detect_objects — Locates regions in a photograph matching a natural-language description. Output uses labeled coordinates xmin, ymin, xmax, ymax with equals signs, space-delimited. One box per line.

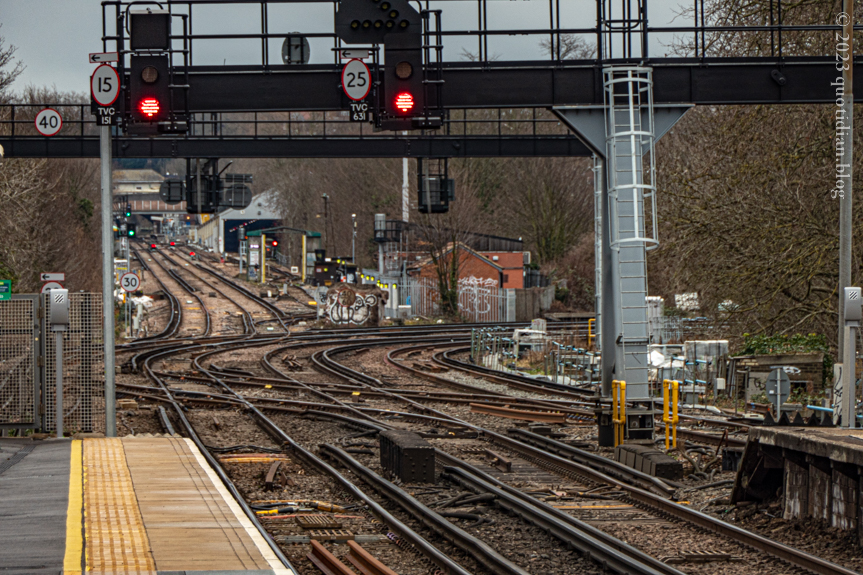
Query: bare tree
xmin=651 ymin=103 xmax=843 ymax=349
xmin=0 ymin=46 xmax=101 ymax=292
xmin=539 ymin=34 xmax=595 ymax=60
xmin=0 ymin=26 xmax=23 ymax=100
xmin=413 ymin=162 xmax=485 ymax=316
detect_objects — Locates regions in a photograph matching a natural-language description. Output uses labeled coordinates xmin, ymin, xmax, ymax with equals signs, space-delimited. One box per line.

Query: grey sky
xmin=1 ymin=0 xmax=688 ymax=96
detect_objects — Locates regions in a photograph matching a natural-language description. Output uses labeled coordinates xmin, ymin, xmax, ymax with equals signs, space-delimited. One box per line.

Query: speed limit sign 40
xmin=341 ymin=59 xmax=371 ymax=101
xmin=120 ymin=272 xmax=141 ymax=293
xmin=35 ymin=108 xmax=62 ymax=137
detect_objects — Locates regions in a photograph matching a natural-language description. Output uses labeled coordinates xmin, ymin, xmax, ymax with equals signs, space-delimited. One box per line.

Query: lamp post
xmin=322 ymin=193 xmax=330 ymax=254
xmin=351 ymin=213 xmax=357 ymax=264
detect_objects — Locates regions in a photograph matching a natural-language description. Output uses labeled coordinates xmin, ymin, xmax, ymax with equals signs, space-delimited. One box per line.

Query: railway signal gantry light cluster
xmin=125 ymin=9 xmax=187 ymax=135
xmin=382 ymin=33 xmax=424 ymax=129
xmin=335 ymin=0 xmax=432 ymax=131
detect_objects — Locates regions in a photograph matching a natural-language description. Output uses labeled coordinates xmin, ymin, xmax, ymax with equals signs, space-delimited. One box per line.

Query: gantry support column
xmin=553 ymin=70 xmax=690 ymax=444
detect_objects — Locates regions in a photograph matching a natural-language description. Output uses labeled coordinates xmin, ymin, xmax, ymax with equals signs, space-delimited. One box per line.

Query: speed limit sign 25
xmin=120 ymin=272 xmax=141 ymax=293
xmin=341 ymin=59 xmax=371 ymax=101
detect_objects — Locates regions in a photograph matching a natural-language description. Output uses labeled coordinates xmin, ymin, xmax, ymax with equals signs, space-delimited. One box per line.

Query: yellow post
xmin=261 ymin=233 xmax=267 ymax=283
xmin=662 ymin=379 xmax=671 ymax=450
xmin=619 ymin=381 xmax=626 ymax=445
xmin=612 ymin=380 xmax=619 ymax=447
xmin=672 ymin=380 xmax=679 ymax=448
xmin=588 ymin=318 xmax=595 ymax=348
xmin=612 ymin=380 xmax=626 ymax=447
xmin=301 ymin=234 xmax=307 ymax=283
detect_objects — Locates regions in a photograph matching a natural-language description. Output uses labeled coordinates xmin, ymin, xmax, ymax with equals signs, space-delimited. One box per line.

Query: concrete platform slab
xmin=0 ymin=436 xmax=293 ymax=575
xmin=750 ymin=426 xmax=863 ymax=466
xmin=736 ymin=426 xmax=863 ymax=541
xmin=0 ymin=439 xmax=71 ymax=575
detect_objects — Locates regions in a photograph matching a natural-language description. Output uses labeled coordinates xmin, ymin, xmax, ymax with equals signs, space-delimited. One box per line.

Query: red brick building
xmin=407 ymin=243 xmax=525 ymax=289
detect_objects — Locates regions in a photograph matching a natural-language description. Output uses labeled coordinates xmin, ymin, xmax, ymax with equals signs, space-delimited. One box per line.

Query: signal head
xmin=395 ymin=92 xmax=414 ymax=113
xmin=139 ymin=97 xmax=160 ymax=118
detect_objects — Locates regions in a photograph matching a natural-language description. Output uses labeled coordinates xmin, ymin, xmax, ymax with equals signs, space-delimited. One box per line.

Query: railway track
xmin=133 ymin=245 xmax=212 ymax=337
xmin=111 ymin=248 xmax=857 ymax=575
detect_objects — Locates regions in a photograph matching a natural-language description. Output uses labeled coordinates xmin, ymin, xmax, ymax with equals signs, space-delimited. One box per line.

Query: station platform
xmin=733 ymin=426 xmax=863 ymax=540
xmin=0 ymin=436 xmax=291 ymax=575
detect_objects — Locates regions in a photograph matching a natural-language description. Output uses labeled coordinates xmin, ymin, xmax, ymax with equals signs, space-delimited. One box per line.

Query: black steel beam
xmin=0 ymin=136 xmax=591 ymax=158
xmin=179 ymin=58 xmax=858 ymax=111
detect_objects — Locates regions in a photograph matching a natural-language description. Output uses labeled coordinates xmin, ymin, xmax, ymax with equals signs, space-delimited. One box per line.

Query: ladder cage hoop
xmin=602 ymin=66 xmax=658 ymax=251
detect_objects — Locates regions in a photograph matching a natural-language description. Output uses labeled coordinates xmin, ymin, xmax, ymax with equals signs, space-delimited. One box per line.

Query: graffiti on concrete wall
xmin=326 ymin=286 xmax=383 ymax=325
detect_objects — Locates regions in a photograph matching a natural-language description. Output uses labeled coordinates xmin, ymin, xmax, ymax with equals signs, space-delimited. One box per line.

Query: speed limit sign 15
xmin=120 ymin=272 xmax=141 ymax=293
xmin=91 ymin=64 xmax=120 ymax=107
xmin=35 ymin=108 xmax=63 ymax=137
xmin=341 ymin=59 xmax=371 ymax=101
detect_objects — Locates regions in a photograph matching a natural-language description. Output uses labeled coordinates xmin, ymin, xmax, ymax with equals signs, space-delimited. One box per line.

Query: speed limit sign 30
xmin=120 ymin=272 xmax=141 ymax=293
xmin=35 ymin=108 xmax=63 ymax=137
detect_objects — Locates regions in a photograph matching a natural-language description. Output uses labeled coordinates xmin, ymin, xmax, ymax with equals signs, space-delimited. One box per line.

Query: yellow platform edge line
xmin=63 ymin=440 xmax=83 ymax=575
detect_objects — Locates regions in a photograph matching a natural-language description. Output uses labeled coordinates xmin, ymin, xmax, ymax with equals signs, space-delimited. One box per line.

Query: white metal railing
xmin=401 ymin=277 xmax=507 ymax=322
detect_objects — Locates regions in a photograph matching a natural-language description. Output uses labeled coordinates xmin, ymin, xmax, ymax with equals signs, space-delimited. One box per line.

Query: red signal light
xmin=170 ymin=241 xmax=175 ymax=246
xmin=150 ymin=244 xmax=156 ymax=248
xmin=271 ymin=240 xmax=278 ymax=247
xmin=190 ymin=251 xmax=196 ymax=257
xmin=395 ymin=92 xmax=414 ymax=114
xmin=139 ymin=97 xmax=160 ymax=118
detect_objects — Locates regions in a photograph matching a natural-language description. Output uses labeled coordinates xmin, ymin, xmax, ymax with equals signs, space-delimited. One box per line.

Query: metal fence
xmin=0 ymin=296 xmax=39 ymax=430
xmin=0 ymin=293 xmax=104 ymax=434
xmin=43 ymin=293 xmax=104 ymax=434
xmin=402 ymin=277 xmax=507 ymax=323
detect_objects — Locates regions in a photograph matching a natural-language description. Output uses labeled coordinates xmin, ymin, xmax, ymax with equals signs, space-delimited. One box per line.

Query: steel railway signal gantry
xmin=102 ymin=1 xmax=440 ymax=136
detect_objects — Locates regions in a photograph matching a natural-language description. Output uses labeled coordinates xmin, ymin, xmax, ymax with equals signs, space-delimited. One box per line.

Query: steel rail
xmin=130 ymin=333 xmax=297 ymax=572
xmin=320 ymin=444 xmax=531 ymax=575
xmin=246 ymin=409 xmax=474 ymax=575
xmin=191 ymin=260 xmax=289 ymax=331
xmin=174 ymin=327 xmax=856 ymax=575
xmin=277 ymin=399 xmax=858 ymax=575
xmin=130 ymin=246 xmax=183 ymax=340
xmin=439 ymin=464 xmax=684 ymax=575
xmin=468 ymin=402 xmax=568 ymax=423
xmin=312 ymin=337 xmax=677 ymax=497
xmin=156 ymin=247 xmax=262 ymax=335
xmin=656 ymin=424 xmax=747 ymax=448
xmin=140 ymin=244 xmax=212 ymax=337
xmin=345 ymin=540 xmax=399 ymax=575
xmin=134 ymin=332 xmax=475 ymax=575
xmin=123 ymin=270 xmax=797 ymax=575
xmin=386 ymin=344 xmax=596 ymax=413
xmin=498 ymin=430 xmax=859 ymax=575
xmin=254 ymin=404 xmax=683 ymax=575
xmin=437 ymin=347 xmax=597 ymax=397
xmin=308 ymin=540 xmax=355 ymax=575
xmin=197 ymin=251 xmax=316 ymax=312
